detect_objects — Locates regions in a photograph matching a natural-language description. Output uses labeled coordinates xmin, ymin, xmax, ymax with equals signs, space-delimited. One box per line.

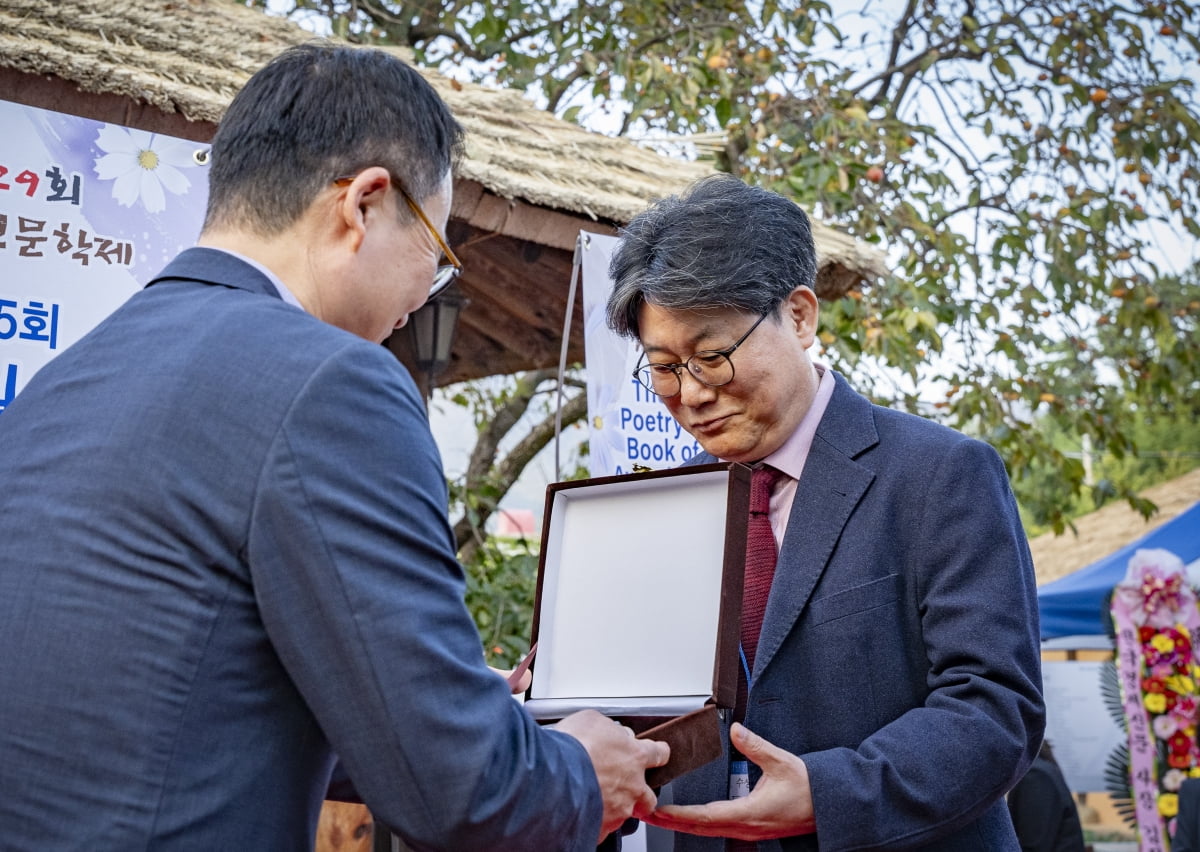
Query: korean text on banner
xmin=0 ymin=100 xmax=209 ymax=412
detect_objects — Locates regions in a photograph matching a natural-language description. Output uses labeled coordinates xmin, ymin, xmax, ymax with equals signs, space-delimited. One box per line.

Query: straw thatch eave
xmin=0 ymin=0 xmax=887 ymax=387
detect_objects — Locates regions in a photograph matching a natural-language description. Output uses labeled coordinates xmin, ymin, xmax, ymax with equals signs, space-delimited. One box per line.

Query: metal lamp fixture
xmin=407 ymin=287 xmax=467 ymax=393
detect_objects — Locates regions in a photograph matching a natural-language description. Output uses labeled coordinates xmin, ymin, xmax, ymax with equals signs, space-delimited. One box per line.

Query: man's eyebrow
xmin=642 ymin=323 xmax=729 ymax=356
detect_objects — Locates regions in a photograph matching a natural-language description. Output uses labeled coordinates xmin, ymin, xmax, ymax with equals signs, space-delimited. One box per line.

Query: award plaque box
xmin=523 ymin=462 xmax=751 ymax=787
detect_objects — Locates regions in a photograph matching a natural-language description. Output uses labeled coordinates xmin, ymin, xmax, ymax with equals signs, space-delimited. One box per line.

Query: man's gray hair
xmin=606 ymin=174 xmax=817 ymax=339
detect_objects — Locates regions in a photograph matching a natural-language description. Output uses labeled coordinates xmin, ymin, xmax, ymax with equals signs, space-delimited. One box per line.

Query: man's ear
xmin=334 ymin=167 xmax=391 ymax=250
xmin=784 ymin=286 xmax=819 ymax=347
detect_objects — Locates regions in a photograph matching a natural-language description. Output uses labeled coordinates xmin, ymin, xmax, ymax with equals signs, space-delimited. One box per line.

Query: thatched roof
xmin=0 ymin=0 xmax=886 ymax=385
xmin=1031 ymin=467 xmax=1200 ymax=586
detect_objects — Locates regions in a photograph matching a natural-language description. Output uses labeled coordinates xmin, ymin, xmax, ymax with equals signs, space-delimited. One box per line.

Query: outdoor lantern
xmin=407 ymin=287 xmax=467 ymax=395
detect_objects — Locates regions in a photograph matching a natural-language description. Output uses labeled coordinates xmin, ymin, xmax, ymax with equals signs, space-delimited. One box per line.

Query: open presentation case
xmin=523 ymin=462 xmax=751 ymax=786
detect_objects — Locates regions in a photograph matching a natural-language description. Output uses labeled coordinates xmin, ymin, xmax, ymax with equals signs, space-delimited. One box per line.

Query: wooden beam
xmin=417 ymin=226 xmax=587 ymax=387
xmin=0 ymin=66 xmax=215 ymax=141
xmin=451 ymin=178 xmax=616 ymax=251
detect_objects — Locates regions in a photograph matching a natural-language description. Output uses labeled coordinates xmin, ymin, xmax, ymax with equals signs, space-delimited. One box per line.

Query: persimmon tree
xmin=253 ymin=0 xmax=1200 ymax=538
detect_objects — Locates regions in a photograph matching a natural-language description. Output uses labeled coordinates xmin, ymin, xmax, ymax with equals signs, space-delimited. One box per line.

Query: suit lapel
xmin=752 ymin=374 xmax=878 ymax=679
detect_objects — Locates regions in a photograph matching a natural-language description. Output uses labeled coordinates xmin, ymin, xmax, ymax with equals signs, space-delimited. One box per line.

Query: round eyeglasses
xmin=633 ymin=310 xmax=772 ymax=398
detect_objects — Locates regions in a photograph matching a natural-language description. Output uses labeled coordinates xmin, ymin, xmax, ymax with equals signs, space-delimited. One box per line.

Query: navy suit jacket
xmin=673 ymin=373 xmax=1044 ymax=851
xmin=1175 ymin=778 xmax=1200 ymax=852
xmin=1005 ymin=755 xmax=1085 ymax=852
xmin=0 ymin=248 xmax=600 ymax=850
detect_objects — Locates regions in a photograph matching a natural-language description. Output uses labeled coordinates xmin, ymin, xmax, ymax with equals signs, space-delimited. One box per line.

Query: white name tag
xmin=729 ymin=760 xmax=750 ymax=799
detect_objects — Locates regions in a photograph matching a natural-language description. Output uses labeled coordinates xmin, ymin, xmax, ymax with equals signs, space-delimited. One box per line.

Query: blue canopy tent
xmin=1038 ymin=500 xmax=1200 ymax=641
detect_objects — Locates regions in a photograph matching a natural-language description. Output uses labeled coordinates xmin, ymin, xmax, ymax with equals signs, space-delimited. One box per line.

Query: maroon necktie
xmin=731 ymin=465 xmax=783 ymax=851
xmin=741 ymin=464 xmax=782 ymax=686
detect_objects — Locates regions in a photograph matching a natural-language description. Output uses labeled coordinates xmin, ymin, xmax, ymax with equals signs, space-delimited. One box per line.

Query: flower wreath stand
xmin=1111 ymin=548 xmax=1200 ymax=852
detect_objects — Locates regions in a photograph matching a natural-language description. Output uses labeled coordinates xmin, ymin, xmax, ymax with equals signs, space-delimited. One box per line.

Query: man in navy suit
xmin=0 ymin=43 xmax=666 ymax=850
xmin=604 ymin=175 xmax=1044 ymax=850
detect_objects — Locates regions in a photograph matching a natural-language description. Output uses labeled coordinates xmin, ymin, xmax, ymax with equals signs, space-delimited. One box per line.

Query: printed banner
xmin=580 ymin=231 xmax=704 ymax=477
xmin=0 ymin=100 xmax=209 ymax=411
xmin=1041 ymin=660 xmax=1126 ymax=792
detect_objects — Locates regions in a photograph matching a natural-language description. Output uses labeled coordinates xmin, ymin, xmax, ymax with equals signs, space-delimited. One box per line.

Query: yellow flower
xmin=1146 ymin=693 xmax=1168 ymax=714
xmin=1152 ymin=634 xmax=1176 ymax=653
xmin=1160 ymin=793 xmax=1180 ymax=818
xmin=1190 ymin=767 xmax=1200 ymax=778
xmin=1167 ymin=675 xmax=1197 ymax=694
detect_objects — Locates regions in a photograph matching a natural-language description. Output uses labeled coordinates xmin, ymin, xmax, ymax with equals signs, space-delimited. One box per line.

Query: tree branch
xmin=546 ymin=65 xmax=592 ymax=114
xmin=454 ymin=385 xmax=588 ymax=562
xmin=867 ymin=0 xmax=920 ymax=106
xmin=448 ymin=370 xmax=583 ymax=555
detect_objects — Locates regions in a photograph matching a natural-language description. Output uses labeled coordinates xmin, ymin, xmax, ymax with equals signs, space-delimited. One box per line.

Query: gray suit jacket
xmin=673 ymin=373 xmax=1044 ymax=851
xmin=0 ymin=248 xmax=600 ymax=850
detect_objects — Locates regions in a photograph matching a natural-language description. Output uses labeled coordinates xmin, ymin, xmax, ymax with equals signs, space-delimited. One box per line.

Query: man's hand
xmin=554 ymin=710 xmax=670 ymax=842
xmin=641 ymin=723 xmax=815 ymax=840
xmin=489 ymin=642 xmax=537 ymax=694
xmin=488 ymin=664 xmax=532 ymax=694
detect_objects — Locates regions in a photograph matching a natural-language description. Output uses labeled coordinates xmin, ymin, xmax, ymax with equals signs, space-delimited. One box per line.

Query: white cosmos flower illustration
xmin=93 ymin=125 xmax=195 ymax=214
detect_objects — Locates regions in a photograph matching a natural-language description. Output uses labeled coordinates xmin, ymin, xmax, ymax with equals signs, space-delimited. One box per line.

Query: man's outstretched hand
xmin=641 ymin=723 xmax=815 ymax=840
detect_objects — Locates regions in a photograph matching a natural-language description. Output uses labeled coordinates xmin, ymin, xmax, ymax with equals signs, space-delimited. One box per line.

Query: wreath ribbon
xmin=1113 ymin=592 xmax=1168 ymax=851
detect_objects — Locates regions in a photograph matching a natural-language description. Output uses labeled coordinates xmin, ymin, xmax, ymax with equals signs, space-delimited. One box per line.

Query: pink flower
xmin=1164 ymin=769 xmax=1189 ymax=792
xmin=1156 ymin=714 xmax=1181 ymax=738
xmin=1123 ymin=549 xmax=1190 ymax=627
xmin=1175 ymin=696 xmax=1199 ymax=724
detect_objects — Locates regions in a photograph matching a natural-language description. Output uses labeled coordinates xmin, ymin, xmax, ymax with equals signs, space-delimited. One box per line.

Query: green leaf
xmin=715 ymin=96 xmax=731 ymax=127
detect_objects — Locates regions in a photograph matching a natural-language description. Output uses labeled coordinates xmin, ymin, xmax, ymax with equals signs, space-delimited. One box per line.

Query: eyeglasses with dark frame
xmin=633 ymin=310 xmax=772 ymax=398
xmin=333 ymin=173 xmax=463 ymax=300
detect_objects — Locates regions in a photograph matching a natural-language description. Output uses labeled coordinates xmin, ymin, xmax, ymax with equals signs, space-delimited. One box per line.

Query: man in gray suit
xmin=0 ymin=43 xmax=666 ymax=850
xmin=605 ymin=175 xmax=1044 ymax=850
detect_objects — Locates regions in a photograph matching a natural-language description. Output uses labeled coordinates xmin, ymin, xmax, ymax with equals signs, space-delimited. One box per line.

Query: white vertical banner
xmin=580 ymin=231 xmax=704 ymax=477
xmin=0 ymin=100 xmax=209 ymax=411
xmin=1041 ymin=660 xmax=1126 ymax=792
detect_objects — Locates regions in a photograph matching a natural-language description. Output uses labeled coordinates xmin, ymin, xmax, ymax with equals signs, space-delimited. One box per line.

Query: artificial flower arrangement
xmin=1111 ymin=548 xmax=1200 ymax=851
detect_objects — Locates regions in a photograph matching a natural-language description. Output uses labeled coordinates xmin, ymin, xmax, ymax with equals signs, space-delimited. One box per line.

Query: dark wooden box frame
xmin=525 ymin=462 xmax=751 ymax=787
